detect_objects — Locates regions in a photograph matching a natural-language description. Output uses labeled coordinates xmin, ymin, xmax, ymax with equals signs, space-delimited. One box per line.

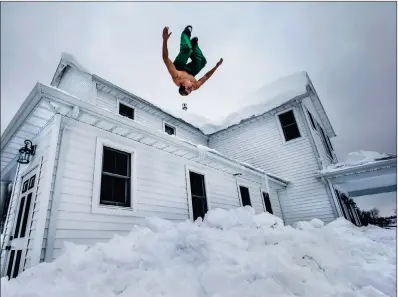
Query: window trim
xmin=92 ymin=137 xmax=137 ymax=216
xmin=117 ymin=99 xmax=136 ymax=120
xmin=275 ymin=108 xmax=302 ymax=144
xmin=236 ymin=182 xmax=252 ymax=207
xmin=163 ymin=120 xmax=177 ymax=136
xmin=185 ymin=165 xmax=211 ymax=221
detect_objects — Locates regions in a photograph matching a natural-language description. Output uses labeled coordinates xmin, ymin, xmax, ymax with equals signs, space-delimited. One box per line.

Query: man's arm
xmin=162 ymin=27 xmax=179 ymax=80
xmin=196 ymin=58 xmax=223 ymax=89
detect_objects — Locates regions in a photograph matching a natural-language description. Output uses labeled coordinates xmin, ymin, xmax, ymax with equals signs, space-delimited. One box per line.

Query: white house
xmin=0 ymin=53 xmax=395 ymax=279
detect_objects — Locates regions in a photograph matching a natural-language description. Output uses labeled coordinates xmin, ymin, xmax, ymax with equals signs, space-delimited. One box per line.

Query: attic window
xmin=119 ymin=102 xmax=135 ymax=120
xmin=307 ymin=110 xmax=317 ymax=130
xmin=164 ymin=123 xmax=176 ymax=136
xmin=278 ymin=110 xmax=301 ymax=142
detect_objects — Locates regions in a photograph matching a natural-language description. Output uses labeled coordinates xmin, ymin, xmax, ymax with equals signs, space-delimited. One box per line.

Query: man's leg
xmin=173 ymin=26 xmax=193 ymax=71
xmin=185 ymin=38 xmax=207 ymax=77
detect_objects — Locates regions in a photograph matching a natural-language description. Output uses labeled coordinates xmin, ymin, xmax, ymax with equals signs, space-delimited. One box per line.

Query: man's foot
xmin=183 ymin=25 xmax=192 ymax=38
xmin=191 ymin=37 xmax=198 ymax=46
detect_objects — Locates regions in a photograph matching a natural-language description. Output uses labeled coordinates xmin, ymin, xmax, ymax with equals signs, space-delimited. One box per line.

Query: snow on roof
xmin=2 ymin=207 xmax=396 ymax=297
xmin=320 ymin=151 xmax=397 ymax=174
xmin=58 ymin=53 xmax=310 ymax=135
xmin=200 ymin=72 xmax=308 ymax=134
xmin=60 ymin=52 xmax=91 ymax=74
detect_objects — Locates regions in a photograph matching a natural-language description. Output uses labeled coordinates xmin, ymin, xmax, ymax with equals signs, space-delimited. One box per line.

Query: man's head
xmin=178 ymin=79 xmax=194 ymax=96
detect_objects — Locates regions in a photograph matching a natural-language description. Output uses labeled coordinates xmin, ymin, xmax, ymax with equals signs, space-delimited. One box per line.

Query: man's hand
xmin=163 ymin=26 xmax=172 ymax=41
xmin=216 ymin=58 xmax=223 ymax=67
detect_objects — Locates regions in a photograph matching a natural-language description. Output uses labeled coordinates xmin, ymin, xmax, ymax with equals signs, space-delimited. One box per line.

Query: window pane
xmin=6 ymin=250 xmax=15 ymax=279
xmin=114 ymin=151 xmax=129 ymax=176
xmin=283 ymin=124 xmax=301 ymax=141
xmin=100 ymin=174 xmax=114 ymax=203
xmin=22 ymin=181 xmax=28 ymax=194
xmin=103 ymin=147 xmax=130 ymax=176
xmin=119 ymin=103 xmax=134 ymax=120
xmin=114 ymin=178 xmax=129 ymax=205
xmin=278 ymin=110 xmax=296 ymax=127
xmin=165 ymin=125 xmax=175 ymax=135
xmin=14 ymin=197 xmax=25 ymax=238
xmin=20 ymin=193 xmax=32 ymax=238
xmin=102 ymin=147 xmax=115 ymax=173
xmin=28 ymin=175 xmax=36 ymax=190
xmin=189 ymin=172 xmax=205 ymax=197
xmin=12 ymin=250 xmax=22 ymax=279
xmin=240 ymin=186 xmax=251 ymax=206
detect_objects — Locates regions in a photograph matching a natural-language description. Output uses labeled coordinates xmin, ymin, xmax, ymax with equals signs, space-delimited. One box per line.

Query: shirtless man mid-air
xmin=162 ymin=25 xmax=223 ymax=96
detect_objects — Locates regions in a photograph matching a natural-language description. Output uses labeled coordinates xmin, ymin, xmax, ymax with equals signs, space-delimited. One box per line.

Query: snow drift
xmin=2 ymin=207 xmax=396 ymax=297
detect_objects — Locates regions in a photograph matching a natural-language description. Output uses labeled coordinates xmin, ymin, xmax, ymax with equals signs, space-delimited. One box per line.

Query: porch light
xmin=17 ymin=140 xmax=36 ymax=164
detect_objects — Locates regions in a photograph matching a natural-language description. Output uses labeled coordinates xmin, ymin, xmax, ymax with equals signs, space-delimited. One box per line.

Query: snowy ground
xmin=2 ymin=207 xmax=396 ymax=297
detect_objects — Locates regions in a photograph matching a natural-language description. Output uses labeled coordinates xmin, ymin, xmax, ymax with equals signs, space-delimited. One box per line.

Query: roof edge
xmin=1 ymin=83 xmax=43 ymax=152
xmin=315 ymin=158 xmax=397 ymax=178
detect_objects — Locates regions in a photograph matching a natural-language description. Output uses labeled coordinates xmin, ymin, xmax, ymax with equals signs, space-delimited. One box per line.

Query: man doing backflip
xmin=162 ymin=25 xmax=223 ymax=96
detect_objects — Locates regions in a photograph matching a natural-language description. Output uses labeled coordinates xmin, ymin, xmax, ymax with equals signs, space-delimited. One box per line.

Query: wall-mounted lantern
xmin=17 ymin=140 xmax=36 ymax=164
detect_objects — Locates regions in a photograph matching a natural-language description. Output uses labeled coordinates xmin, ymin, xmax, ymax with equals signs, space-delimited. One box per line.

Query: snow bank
xmin=2 ymin=207 xmax=396 ymax=297
xmin=321 ymin=151 xmax=396 ymax=174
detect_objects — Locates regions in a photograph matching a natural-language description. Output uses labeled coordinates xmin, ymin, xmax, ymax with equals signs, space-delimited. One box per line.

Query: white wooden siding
xmin=46 ymin=117 xmax=266 ymax=261
xmin=302 ymin=97 xmax=336 ymax=167
xmin=57 ymin=67 xmax=97 ymax=104
xmin=96 ymin=91 xmax=207 ymax=146
xmin=1 ymin=122 xmax=53 ymax=274
xmin=56 ymin=68 xmax=207 ymax=146
xmin=209 ymin=104 xmax=337 ymax=225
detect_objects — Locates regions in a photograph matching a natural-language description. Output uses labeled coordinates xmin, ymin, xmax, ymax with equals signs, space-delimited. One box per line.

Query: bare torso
xmin=172 ymin=70 xmax=199 ymax=89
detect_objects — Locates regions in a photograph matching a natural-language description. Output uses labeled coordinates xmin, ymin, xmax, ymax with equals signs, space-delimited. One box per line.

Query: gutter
xmin=315 ymin=158 xmax=397 ymax=178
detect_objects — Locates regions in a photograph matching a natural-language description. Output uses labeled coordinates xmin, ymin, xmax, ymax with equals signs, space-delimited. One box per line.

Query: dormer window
xmin=278 ymin=110 xmax=301 ymax=142
xmin=164 ymin=122 xmax=176 ymax=136
xmin=118 ymin=102 xmax=135 ymax=120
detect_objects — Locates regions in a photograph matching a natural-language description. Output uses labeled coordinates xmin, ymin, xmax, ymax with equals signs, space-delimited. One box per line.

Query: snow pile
xmin=321 ymin=151 xmax=396 ymax=174
xmin=2 ymin=207 xmax=396 ymax=297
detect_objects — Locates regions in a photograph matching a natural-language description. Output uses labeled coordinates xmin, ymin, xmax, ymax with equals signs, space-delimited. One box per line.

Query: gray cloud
xmin=1 ymin=2 xmax=396 ymax=161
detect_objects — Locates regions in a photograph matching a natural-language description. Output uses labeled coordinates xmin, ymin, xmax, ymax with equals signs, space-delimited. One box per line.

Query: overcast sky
xmin=1 ymin=2 xmax=396 ymax=213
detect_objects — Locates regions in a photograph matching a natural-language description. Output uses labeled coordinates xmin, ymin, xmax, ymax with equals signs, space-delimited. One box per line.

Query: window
xmin=188 ymin=171 xmax=208 ymax=220
xmin=278 ymin=110 xmax=301 ymax=142
xmin=262 ymin=192 xmax=273 ymax=214
xmin=239 ymin=186 xmax=251 ymax=206
xmin=164 ymin=123 xmax=176 ymax=136
xmin=119 ymin=102 xmax=135 ymax=120
xmin=306 ymin=110 xmax=317 ymax=130
xmin=100 ymin=146 xmax=131 ymax=207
